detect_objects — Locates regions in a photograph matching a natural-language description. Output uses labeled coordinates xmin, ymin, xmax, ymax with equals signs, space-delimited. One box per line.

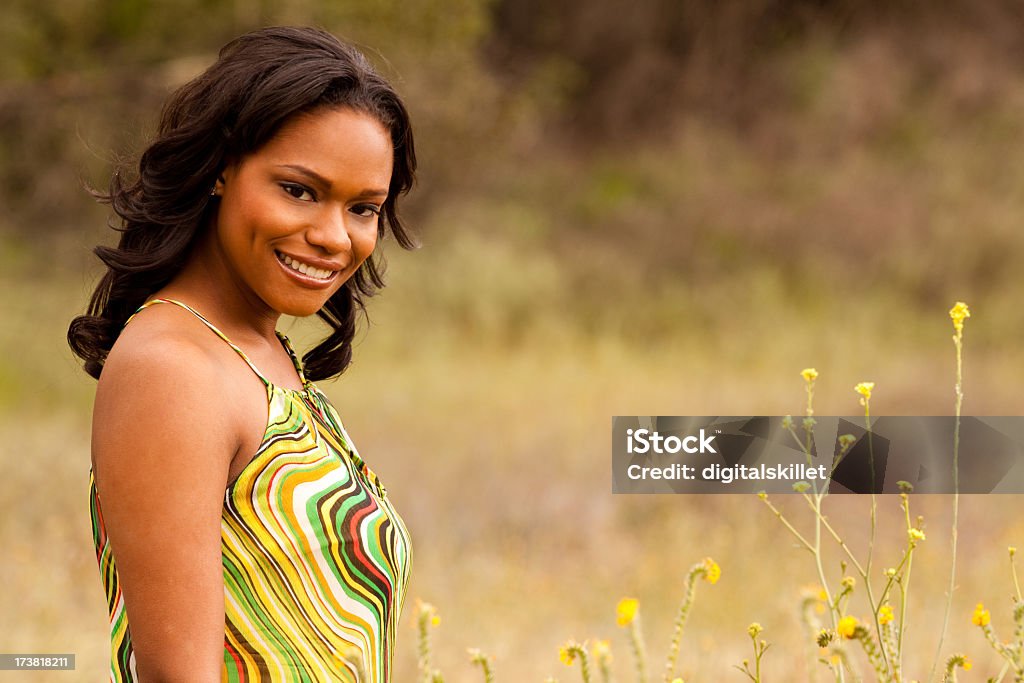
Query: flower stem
xmin=630 ymin=618 xmax=649 ymax=683
xmin=929 ymin=323 xmax=965 ymax=682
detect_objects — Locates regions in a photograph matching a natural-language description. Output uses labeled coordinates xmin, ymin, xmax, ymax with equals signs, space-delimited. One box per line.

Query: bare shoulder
xmin=101 ymin=301 xmax=223 ymax=385
xmin=93 ymin=303 xmax=240 ymax=486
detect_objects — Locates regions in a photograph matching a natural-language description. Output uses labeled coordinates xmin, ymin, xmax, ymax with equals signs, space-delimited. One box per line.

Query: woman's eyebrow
xmin=275 ymin=164 xmax=388 ymax=198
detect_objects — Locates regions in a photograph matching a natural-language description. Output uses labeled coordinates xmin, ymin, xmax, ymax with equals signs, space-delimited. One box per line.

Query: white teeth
xmin=277 ymin=252 xmax=333 ymax=280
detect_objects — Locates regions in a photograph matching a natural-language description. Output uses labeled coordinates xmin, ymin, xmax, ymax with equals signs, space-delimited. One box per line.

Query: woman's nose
xmin=306 ymin=206 xmax=352 ymax=254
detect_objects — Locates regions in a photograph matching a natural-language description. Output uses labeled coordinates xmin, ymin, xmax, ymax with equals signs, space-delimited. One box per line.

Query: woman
xmin=68 ymin=26 xmax=416 ymax=682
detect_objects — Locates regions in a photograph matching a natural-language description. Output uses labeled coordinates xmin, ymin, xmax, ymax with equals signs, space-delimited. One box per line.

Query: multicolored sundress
xmin=88 ymin=297 xmax=412 ymax=682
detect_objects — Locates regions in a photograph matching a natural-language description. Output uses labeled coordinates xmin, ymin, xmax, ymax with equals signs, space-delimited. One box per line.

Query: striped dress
xmin=88 ymin=298 xmax=412 ymax=682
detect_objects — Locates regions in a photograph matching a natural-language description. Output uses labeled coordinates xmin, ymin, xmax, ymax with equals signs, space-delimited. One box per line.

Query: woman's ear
xmin=215 ymin=157 xmax=241 ymax=195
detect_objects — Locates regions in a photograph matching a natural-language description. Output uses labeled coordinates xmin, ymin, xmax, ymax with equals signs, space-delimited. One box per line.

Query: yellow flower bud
xmin=616 ymin=597 xmax=639 ymax=626
xmin=854 ymin=382 xmax=874 ymax=401
xmin=702 ymin=557 xmax=721 ymax=585
xmin=972 ymin=603 xmax=990 ymax=627
xmin=949 ymin=302 xmax=970 ymax=333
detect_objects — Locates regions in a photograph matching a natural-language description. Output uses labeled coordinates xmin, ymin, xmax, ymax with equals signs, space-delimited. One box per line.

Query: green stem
xmin=1012 ymin=551 xmax=1023 ymax=602
xmin=664 ymin=568 xmax=702 ymax=681
xmin=417 ymin=614 xmax=434 ymax=683
xmin=811 ymin=494 xmax=845 ymax=683
xmin=929 ymin=332 xmax=964 ymax=682
xmin=896 ymin=496 xmax=915 ymax=675
xmin=578 ymin=649 xmax=593 ymax=683
xmin=630 ymin=618 xmax=649 ymax=683
xmin=763 ymin=496 xmax=815 ymax=552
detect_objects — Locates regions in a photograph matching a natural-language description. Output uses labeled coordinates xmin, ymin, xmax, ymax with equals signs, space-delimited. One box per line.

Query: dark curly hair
xmin=67 ymin=26 xmax=417 ymax=381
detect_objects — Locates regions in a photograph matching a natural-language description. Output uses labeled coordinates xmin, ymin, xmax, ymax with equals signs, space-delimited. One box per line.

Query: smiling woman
xmin=67 ymin=27 xmax=417 ymax=683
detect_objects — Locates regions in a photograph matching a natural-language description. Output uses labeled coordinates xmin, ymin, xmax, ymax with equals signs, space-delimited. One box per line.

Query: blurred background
xmin=4 ymin=0 xmax=1024 ymax=679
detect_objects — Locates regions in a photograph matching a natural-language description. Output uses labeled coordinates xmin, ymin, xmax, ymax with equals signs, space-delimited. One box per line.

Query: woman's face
xmin=210 ymin=106 xmax=393 ymax=318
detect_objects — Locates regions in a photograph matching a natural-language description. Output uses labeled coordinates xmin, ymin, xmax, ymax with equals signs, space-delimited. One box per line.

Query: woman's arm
xmin=92 ymin=334 xmax=238 ymax=683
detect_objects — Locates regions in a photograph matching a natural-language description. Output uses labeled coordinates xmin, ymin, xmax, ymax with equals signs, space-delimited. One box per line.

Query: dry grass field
xmin=3 ymin=239 xmax=1024 ymax=681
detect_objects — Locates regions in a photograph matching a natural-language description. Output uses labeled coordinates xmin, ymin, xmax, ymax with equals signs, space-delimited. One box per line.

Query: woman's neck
xmin=154 ymin=229 xmax=281 ymax=346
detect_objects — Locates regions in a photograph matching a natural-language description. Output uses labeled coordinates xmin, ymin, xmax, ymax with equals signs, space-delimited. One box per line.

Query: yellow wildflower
xmin=908 ymin=528 xmax=926 ymax=543
xmin=964 ymin=655 xmax=972 ymax=670
xmin=972 ymin=602 xmax=991 ymax=627
xmin=837 ymin=615 xmax=859 ymax=639
xmin=949 ymin=301 xmax=970 ymax=333
xmin=801 ymin=368 xmax=819 ymax=383
xmin=702 ymin=557 xmax=721 ymax=584
xmin=616 ymin=597 xmax=639 ymax=626
xmin=416 ymin=599 xmax=440 ymax=627
xmin=878 ymin=604 xmax=894 ymax=625
xmin=748 ymin=622 xmax=763 ymax=638
xmin=559 ymin=645 xmax=575 ymax=665
xmin=854 ymin=382 xmax=874 ymax=401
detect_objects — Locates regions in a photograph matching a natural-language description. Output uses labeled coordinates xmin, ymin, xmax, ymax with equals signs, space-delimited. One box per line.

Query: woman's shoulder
xmin=100 ymin=301 xmax=225 ymax=395
xmin=92 ymin=302 xmax=243 ymax=481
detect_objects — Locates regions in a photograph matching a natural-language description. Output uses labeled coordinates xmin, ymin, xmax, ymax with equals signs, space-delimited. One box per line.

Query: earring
xmin=210 ymin=174 xmax=225 ymax=197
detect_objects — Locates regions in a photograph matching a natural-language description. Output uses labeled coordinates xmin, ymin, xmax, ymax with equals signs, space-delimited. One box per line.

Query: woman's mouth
xmin=274 ymin=250 xmax=340 ymax=285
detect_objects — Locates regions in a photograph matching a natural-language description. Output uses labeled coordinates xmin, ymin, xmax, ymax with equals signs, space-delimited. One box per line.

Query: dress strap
xmin=124 ymin=298 xmax=271 ymax=388
xmin=274 ymin=330 xmax=310 ymax=388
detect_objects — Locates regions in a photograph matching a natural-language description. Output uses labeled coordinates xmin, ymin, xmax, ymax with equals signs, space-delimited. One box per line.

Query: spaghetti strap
xmin=274 ymin=329 xmax=310 ymax=388
xmin=124 ymin=298 xmax=272 ymax=388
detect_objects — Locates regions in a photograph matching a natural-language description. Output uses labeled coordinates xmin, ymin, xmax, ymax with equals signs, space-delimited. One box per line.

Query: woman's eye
xmin=352 ymin=204 xmax=382 ymax=218
xmin=281 ymin=183 xmax=315 ymax=201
